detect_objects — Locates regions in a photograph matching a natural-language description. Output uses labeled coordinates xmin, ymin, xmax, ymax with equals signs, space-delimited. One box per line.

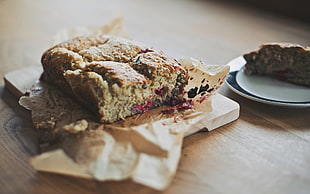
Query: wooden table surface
xmin=1 ymin=0 xmax=310 ymax=193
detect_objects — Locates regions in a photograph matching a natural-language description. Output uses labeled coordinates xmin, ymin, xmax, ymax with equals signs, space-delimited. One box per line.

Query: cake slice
xmin=243 ymin=43 xmax=310 ymax=87
xmin=41 ymin=34 xmax=189 ymax=123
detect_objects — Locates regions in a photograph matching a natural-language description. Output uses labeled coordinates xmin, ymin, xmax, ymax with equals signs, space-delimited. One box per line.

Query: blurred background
xmin=0 ymin=0 xmax=309 ymax=86
xmin=221 ymin=0 xmax=309 ymax=23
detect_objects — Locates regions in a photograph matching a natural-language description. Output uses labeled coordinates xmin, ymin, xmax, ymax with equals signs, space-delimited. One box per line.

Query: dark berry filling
xmin=131 ymin=101 xmax=155 ymax=114
xmin=155 ymin=86 xmax=168 ymax=96
xmin=162 ymin=101 xmax=193 ymax=114
xmin=138 ymin=48 xmax=154 ymax=54
xmin=275 ymin=68 xmax=294 ymax=81
xmin=187 ymin=87 xmax=198 ymax=98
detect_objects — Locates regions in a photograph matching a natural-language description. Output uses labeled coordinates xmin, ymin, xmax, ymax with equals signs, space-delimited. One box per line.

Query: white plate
xmin=225 ymin=56 xmax=310 ymax=107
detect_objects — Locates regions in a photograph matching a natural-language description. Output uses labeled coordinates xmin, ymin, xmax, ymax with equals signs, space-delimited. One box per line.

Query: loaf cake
xmin=243 ymin=43 xmax=310 ymax=87
xmin=41 ymin=34 xmax=189 ymax=123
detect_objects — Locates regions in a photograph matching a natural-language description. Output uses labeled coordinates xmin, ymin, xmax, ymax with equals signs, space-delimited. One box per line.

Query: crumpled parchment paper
xmin=19 ymin=16 xmax=229 ymax=190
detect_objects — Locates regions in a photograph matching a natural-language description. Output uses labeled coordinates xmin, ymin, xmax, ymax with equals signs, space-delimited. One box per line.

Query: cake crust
xmin=243 ymin=43 xmax=310 ymax=87
xmin=41 ymin=35 xmax=189 ymax=123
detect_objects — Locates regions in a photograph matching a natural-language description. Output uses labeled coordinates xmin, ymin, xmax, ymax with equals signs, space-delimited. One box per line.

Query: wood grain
xmin=1 ymin=0 xmax=310 ymax=193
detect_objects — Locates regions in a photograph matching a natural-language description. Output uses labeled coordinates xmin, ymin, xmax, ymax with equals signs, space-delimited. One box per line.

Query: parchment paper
xmin=19 ymin=16 xmax=229 ymax=190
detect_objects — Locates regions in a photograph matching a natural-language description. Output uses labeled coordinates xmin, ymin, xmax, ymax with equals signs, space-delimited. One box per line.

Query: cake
xmin=41 ymin=34 xmax=189 ymax=123
xmin=243 ymin=43 xmax=310 ymax=87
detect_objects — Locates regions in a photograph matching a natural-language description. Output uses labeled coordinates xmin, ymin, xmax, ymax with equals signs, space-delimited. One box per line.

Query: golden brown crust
xmin=86 ymin=61 xmax=151 ymax=86
xmin=48 ymin=33 xmax=110 ymax=52
xmin=41 ymin=34 xmax=189 ymax=123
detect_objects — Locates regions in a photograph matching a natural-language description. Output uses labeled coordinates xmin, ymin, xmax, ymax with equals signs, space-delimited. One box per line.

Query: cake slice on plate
xmin=243 ymin=43 xmax=310 ymax=87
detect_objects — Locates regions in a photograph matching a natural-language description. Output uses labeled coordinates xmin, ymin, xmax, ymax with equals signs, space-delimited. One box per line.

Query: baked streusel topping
xmin=41 ymin=34 xmax=189 ymax=123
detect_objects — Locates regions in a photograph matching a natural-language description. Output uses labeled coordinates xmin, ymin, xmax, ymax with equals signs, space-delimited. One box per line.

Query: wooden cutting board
xmin=4 ymin=65 xmax=240 ymax=135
